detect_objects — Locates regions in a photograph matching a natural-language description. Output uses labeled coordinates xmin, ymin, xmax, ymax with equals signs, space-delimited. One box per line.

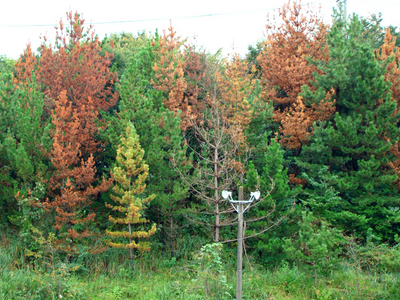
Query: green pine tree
xmin=0 ymin=71 xmax=18 ymax=224
xmin=283 ymin=211 xmax=343 ymax=287
xmin=244 ymin=138 xmax=300 ymax=265
xmin=297 ymin=12 xmax=400 ymax=241
xmin=100 ymin=32 xmax=151 ymax=79
xmin=0 ymin=72 xmax=51 ymax=227
xmin=103 ymin=35 xmax=191 ymax=257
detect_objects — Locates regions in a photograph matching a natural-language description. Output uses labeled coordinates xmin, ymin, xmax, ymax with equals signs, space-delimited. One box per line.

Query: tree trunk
xmin=170 ymin=212 xmax=175 ymax=258
xmin=214 ymin=147 xmax=219 ymax=243
xmin=314 ymin=266 xmax=317 ymax=287
xmin=67 ymin=222 xmax=73 ymax=263
xmin=160 ymin=210 xmax=166 ymax=247
xmin=128 ymin=223 xmax=134 ymax=270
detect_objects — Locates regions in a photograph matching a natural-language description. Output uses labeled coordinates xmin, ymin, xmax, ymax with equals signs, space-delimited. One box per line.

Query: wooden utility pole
xmin=223 ymin=187 xmax=260 ymax=299
xmin=236 ymin=186 xmax=244 ymax=300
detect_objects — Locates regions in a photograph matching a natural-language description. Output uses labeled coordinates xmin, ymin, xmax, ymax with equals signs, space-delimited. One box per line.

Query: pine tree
xmin=152 ymin=31 xmax=270 ymax=243
xmin=297 ymin=12 xmax=400 ymax=241
xmin=0 ymin=55 xmax=14 ymax=75
xmin=38 ymin=11 xmax=118 ymax=112
xmin=5 ymin=76 xmax=51 ymax=188
xmin=15 ymin=11 xmax=119 ymax=155
xmin=257 ymin=1 xmax=333 ymax=154
xmin=45 ymin=91 xmax=113 ymax=254
xmin=360 ymin=13 xmax=400 ymax=50
xmin=13 ymin=44 xmax=37 ymax=87
xmin=217 ymin=54 xmax=257 ymax=144
xmin=0 ymin=72 xmax=51 ymax=225
xmin=376 ymin=28 xmax=400 ymax=191
xmin=100 ymin=32 xmax=150 ymax=79
xmin=147 ymin=108 xmax=191 ymax=258
xmin=151 ymin=25 xmax=202 ymax=130
xmin=106 ymin=124 xmax=156 ymax=268
xmin=380 ymin=28 xmax=400 ymax=104
xmin=244 ymin=139 xmax=299 ymax=265
xmin=283 ymin=211 xmax=343 ymax=287
xmin=100 ymin=35 xmax=192 ymax=257
xmin=13 ymin=11 xmax=117 ymax=249
xmin=0 ymin=72 xmax=20 ymax=223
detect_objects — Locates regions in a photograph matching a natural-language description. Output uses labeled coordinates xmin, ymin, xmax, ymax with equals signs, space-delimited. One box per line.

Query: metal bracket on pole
xmin=222 ymin=190 xmax=260 ymax=214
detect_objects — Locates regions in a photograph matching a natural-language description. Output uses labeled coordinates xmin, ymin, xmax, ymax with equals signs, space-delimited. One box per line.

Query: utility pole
xmin=222 ymin=187 xmax=260 ymax=300
xmin=237 ymin=186 xmax=244 ymax=300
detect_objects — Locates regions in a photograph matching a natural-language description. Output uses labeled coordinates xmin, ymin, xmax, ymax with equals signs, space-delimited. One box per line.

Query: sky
xmin=1 ymin=0 xmax=400 ymax=60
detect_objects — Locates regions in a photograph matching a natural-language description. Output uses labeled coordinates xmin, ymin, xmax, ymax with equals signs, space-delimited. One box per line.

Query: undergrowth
xmin=1 ymin=233 xmax=400 ymax=300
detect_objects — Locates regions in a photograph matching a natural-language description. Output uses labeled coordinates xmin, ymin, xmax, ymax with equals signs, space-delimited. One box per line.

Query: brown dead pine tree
xmin=15 ymin=11 xmax=119 ymax=154
xmin=15 ymin=11 xmax=118 ymax=253
xmin=45 ymin=92 xmax=113 ymax=255
xmin=151 ymin=24 xmax=203 ymax=131
xmin=257 ymin=0 xmax=334 ymax=155
xmin=377 ymin=28 xmax=400 ymax=190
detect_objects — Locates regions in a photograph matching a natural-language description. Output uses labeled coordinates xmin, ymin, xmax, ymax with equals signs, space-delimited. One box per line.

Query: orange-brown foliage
xmin=377 ymin=28 xmax=400 ymax=109
xmin=377 ymin=28 xmax=400 ymax=190
xmin=152 ymin=24 xmax=202 ymax=130
xmin=258 ymin=0 xmax=333 ymax=150
xmin=216 ymin=54 xmax=258 ymax=146
xmin=15 ymin=11 xmax=118 ymax=154
xmin=185 ymin=46 xmax=210 ymax=98
xmin=217 ymin=55 xmax=254 ymax=128
xmin=280 ymin=95 xmax=335 ymax=149
xmin=13 ymin=11 xmax=118 ymax=254
xmin=45 ymin=91 xmax=113 ymax=252
xmin=38 ymin=11 xmax=118 ymax=112
xmin=13 ymin=44 xmax=37 ymax=86
xmin=184 ymin=46 xmax=211 ymax=119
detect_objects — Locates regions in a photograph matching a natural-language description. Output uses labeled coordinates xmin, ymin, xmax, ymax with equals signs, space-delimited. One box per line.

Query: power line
xmin=0 ymin=7 xmax=292 ymax=29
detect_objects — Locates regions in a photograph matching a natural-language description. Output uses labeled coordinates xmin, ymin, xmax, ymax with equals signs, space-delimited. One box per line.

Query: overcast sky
xmin=1 ymin=0 xmax=400 ymax=59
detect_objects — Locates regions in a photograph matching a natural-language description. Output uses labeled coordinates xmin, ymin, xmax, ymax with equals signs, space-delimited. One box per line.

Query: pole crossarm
xmin=229 ymin=200 xmax=253 ymax=203
xmin=222 ymin=190 xmax=260 ymax=214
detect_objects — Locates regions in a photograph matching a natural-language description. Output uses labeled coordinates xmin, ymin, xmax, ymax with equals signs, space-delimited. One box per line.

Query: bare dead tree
xmin=172 ymin=84 xmax=292 ymax=243
xmin=172 ymin=51 xmax=294 ymax=245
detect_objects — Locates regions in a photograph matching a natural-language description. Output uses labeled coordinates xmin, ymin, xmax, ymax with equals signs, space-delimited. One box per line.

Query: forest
xmin=1 ymin=1 xmax=400 ymax=299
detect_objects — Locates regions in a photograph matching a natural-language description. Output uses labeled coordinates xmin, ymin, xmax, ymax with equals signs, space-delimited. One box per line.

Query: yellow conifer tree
xmin=106 ymin=124 xmax=156 ymax=268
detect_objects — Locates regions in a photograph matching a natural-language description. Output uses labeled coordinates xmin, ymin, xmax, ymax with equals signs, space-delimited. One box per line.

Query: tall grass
xmin=1 ymin=233 xmax=400 ymax=299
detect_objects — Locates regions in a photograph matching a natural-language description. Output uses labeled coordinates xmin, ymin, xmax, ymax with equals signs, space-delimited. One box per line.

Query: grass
xmin=1 ymin=234 xmax=400 ymax=299
xmin=1 ymin=254 xmax=400 ymax=299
